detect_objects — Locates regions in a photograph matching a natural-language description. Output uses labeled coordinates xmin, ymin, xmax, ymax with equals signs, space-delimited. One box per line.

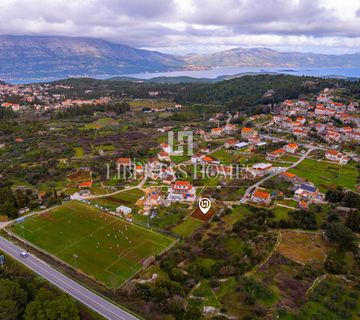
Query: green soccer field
xmin=12 ymin=201 xmax=175 ymax=288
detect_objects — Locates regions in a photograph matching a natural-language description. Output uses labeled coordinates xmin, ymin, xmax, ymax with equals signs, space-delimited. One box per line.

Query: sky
xmin=0 ymin=0 xmax=360 ymax=55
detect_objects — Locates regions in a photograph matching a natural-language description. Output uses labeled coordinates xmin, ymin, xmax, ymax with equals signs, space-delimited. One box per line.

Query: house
xmin=116 ymin=205 xmax=132 ymax=215
xmin=283 ymin=100 xmax=295 ymax=107
xmin=191 ymin=153 xmax=203 ymax=164
xmin=266 ymin=149 xmax=285 ymax=160
xmin=117 ymin=157 xmax=132 ymax=167
xmin=280 ymin=171 xmax=297 ymax=183
xmin=251 ymin=163 xmax=273 ymax=176
xmin=345 ymin=131 xmax=360 ymax=142
xmin=38 ymin=192 xmax=47 ymax=200
xmin=315 ymin=123 xmax=327 ymax=133
xmin=234 ymin=142 xmax=249 ymax=149
xmin=18 ymin=207 xmax=30 ymax=215
xmin=296 ymin=117 xmax=306 ymax=125
xmin=79 ymin=181 xmax=93 ymax=189
xmin=224 ymin=123 xmax=237 ymax=133
xmin=160 ymin=167 xmax=176 ymax=184
xmin=136 ymin=165 xmax=144 ymax=175
xmin=200 ymin=147 xmax=210 ymax=153
xmin=160 ymin=143 xmax=172 ymax=153
xmin=200 ymin=155 xmax=220 ymax=165
xmin=251 ymin=190 xmax=271 ymax=205
xmin=241 ymin=127 xmax=257 ymax=139
xmin=248 ymin=135 xmax=260 ymax=145
xmin=325 ymin=150 xmax=350 ymax=165
xmin=146 ymin=191 xmax=162 ymax=207
xmin=340 ymin=126 xmax=352 ymax=134
xmin=293 ymin=129 xmax=307 ymax=138
xmin=157 ymin=151 xmax=170 ymax=162
xmin=167 ymin=181 xmax=196 ymax=202
xmin=224 ymin=138 xmax=239 ymax=149
xmin=298 ymin=200 xmax=309 ymax=210
xmin=325 ymin=129 xmax=341 ymax=142
xmin=148 ymin=157 xmax=163 ymax=170
xmin=211 ymin=127 xmax=224 ymax=137
xmin=294 ymin=184 xmax=319 ymax=202
xmin=284 ymin=143 xmax=299 ymax=154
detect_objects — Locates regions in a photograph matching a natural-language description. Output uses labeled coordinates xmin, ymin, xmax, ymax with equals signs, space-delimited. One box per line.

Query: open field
xmin=289 ymin=159 xmax=358 ymax=192
xmin=171 ymin=216 xmax=203 ymax=237
xmin=129 ymin=99 xmax=174 ymax=111
xmin=83 ymin=117 xmax=119 ymax=130
xmin=277 ymin=231 xmax=330 ymax=265
xmin=12 ymin=201 xmax=175 ymax=288
xmin=90 ymin=188 xmax=144 ymax=211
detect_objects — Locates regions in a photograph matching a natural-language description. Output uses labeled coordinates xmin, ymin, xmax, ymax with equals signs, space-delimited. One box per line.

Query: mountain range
xmin=0 ymin=35 xmax=183 ymax=80
xmin=184 ymin=47 xmax=360 ymax=68
xmin=1 ymin=35 xmax=360 ymax=80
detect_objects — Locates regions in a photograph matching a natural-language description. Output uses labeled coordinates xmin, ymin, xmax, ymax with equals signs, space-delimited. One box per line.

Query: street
xmin=0 ymin=236 xmax=139 ymax=320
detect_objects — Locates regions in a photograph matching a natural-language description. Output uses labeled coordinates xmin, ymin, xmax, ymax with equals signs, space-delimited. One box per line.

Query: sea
xmin=5 ymin=66 xmax=360 ymax=84
xmin=121 ymin=66 xmax=360 ymax=80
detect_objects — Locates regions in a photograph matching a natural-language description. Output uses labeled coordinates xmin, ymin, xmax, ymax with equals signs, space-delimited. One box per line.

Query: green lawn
xmin=94 ymin=144 xmax=116 ymax=152
xmin=90 ymin=188 xmax=144 ymax=211
xmin=12 ymin=201 xmax=175 ymax=288
xmin=271 ymin=206 xmax=294 ymax=221
xmin=171 ymin=217 xmax=203 ymax=237
xmin=148 ymin=203 xmax=188 ymax=230
xmin=210 ymin=148 xmax=234 ymax=164
xmin=83 ymin=117 xmax=118 ymax=130
xmin=289 ymin=159 xmax=358 ymax=192
xmin=73 ymin=147 xmax=84 ymax=157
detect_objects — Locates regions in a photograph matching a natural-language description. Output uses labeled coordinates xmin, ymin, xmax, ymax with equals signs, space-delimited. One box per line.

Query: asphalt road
xmin=243 ymin=146 xmax=318 ymax=199
xmin=0 ymin=236 xmax=139 ymax=320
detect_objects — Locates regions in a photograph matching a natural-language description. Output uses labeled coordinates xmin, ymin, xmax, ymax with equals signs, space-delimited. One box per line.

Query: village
xmin=51 ymin=86 xmax=360 ymax=228
xmin=1 ymin=77 xmax=359 ymax=320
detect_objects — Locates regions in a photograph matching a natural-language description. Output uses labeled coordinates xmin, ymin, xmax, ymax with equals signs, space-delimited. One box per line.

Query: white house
xmin=116 ymin=205 xmax=132 ymax=215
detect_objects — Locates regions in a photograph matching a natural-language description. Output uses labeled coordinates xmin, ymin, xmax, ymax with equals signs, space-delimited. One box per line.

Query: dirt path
xmin=245 ymin=230 xmax=282 ymax=277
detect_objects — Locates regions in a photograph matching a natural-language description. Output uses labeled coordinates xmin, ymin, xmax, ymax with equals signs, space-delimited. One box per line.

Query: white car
xmin=20 ymin=251 xmax=29 ymax=258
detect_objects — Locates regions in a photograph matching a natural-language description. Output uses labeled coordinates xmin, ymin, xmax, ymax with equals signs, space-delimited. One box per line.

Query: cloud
xmin=0 ymin=0 xmax=359 ymax=54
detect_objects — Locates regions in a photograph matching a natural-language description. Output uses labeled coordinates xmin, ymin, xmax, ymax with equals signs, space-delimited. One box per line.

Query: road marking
xmin=0 ymin=238 xmax=138 ymax=320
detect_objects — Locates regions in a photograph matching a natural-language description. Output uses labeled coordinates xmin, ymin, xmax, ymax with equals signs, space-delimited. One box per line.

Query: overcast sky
xmin=0 ymin=0 xmax=360 ymax=54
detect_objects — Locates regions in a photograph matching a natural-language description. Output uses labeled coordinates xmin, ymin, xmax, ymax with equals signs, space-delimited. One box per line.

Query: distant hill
xmin=1 ymin=35 xmax=360 ymax=81
xmin=108 ymin=72 xmax=282 ymax=84
xmin=0 ymin=35 xmax=183 ymax=79
xmin=185 ymin=47 xmax=360 ymax=68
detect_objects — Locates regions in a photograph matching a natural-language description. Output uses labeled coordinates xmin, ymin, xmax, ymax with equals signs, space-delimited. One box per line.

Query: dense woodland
xmin=49 ymin=75 xmax=349 ymax=109
xmin=0 ymin=252 xmax=100 ymax=320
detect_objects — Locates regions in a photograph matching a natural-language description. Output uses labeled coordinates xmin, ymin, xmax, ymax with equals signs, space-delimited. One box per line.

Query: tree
xmin=0 ymin=279 xmax=28 ymax=318
xmin=0 ymin=200 xmax=18 ymax=219
xmin=0 ymin=300 xmax=19 ymax=320
xmin=325 ymin=223 xmax=355 ymax=250
xmin=185 ymin=306 xmax=201 ymax=320
xmin=342 ymin=191 xmax=360 ymax=209
xmin=24 ymin=288 xmax=80 ymax=320
xmin=345 ymin=210 xmax=360 ymax=233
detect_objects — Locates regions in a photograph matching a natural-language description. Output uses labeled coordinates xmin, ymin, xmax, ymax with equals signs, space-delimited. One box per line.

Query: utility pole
xmin=73 ymin=254 xmax=78 ymax=269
